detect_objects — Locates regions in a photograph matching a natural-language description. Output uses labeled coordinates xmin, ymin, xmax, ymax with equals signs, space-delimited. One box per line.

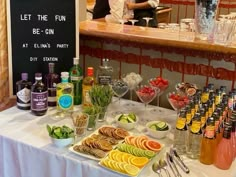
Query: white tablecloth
xmin=0 ymin=99 xmax=235 ymax=177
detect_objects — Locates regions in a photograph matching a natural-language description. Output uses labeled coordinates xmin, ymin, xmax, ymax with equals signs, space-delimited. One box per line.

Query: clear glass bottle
xmin=82 ymin=67 xmax=95 ymax=107
xmin=16 ymin=73 xmax=32 ymax=110
xmin=207 ymin=83 xmax=214 ymax=93
xmin=56 ymin=72 xmax=74 ymax=113
xmin=220 ymin=86 xmax=227 ymax=97
xmin=96 ymin=58 xmax=113 ymax=85
xmin=214 ymin=126 xmax=233 ymax=170
xmin=199 ymin=116 xmax=216 ymax=165
xmin=214 ymin=89 xmax=222 ymax=106
xmin=173 ymin=109 xmax=188 ymax=155
xmin=200 ymin=107 xmax=206 ymax=130
xmin=45 ymin=63 xmax=60 ymax=107
xmin=31 ymin=73 xmax=48 ymax=116
xmin=69 ymin=57 xmax=83 ymax=105
xmin=187 ymin=112 xmax=202 ymax=159
xmin=201 ymin=86 xmax=210 ymax=104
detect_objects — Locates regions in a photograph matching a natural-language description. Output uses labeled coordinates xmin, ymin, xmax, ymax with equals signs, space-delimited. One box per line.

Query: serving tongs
xmin=170 ymin=148 xmax=190 ymax=174
xmin=166 ymin=152 xmax=182 ymax=177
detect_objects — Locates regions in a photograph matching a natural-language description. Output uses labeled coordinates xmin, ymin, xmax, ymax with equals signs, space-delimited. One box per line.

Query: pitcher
xmin=195 ymin=0 xmax=220 ymax=40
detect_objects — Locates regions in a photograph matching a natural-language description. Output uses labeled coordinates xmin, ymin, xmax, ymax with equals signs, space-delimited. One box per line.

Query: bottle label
xmin=186 ymin=113 xmax=192 ymax=124
xmin=228 ymin=98 xmax=233 ymax=109
xmin=176 ymin=117 xmax=186 ymax=130
xmin=191 ymin=120 xmax=201 ymax=133
xmin=71 ymin=76 xmax=83 ymax=81
xmin=201 ymin=116 xmax=206 ymax=128
xmin=84 ymin=90 xmax=91 ymax=104
xmin=58 ymin=94 xmax=73 ymax=110
xmin=208 ymin=107 xmax=213 ymax=117
xmin=215 ymin=96 xmax=221 ymax=105
xmin=204 ymin=125 xmax=215 ymax=138
xmin=98 ymin=75 xmax=111 ymax=85
xmin=17 ymin=88 xmax=31 ymax=103
xmin=201 ymin=93 xmax=209 ymax=103
xmin=31 ymin=91 xmax=48 ymax=111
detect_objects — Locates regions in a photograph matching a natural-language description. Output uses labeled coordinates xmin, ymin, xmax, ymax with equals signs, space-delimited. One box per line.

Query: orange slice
xmin=145 ymin=140 xmax=162 ymax=152
xmin=130 ymin=156 xmax=149 ymax=168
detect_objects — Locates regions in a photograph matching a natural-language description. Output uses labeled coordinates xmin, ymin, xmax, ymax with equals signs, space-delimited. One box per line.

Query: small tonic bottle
xmin=31 ymin=73 xmax=48 ymax=116
xmin=187 ymin=112 xmax=202 ymax=159
xmin=69 ymin=57 xmax=83 ymax=105
xmin=173 ymin=109 xmax=188 ymax=155
xmin=45 ymin=63 xmax=60 ymax=107
xmin=82 ymin=67 xmax=95 ymax=107
xmin=16 ymin=73 xmax=32 ymax=110
xmin=96 ymin=58 xmax=113 ymax=85
xmin=56 ymin=72 xmax=74 ymax=113
xmin=199 ymin=116 xmax=216 ymax=165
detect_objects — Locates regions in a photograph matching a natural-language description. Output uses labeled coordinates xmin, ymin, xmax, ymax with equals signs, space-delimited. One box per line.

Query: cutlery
xmin=152 ymin=161 xmax=163 ymax=177
xmin=159 ymin=159 xmax=171 ymax=177
xmin=170 ymin=147 xmax=190 ymax=174
xmin=166 ymin=152 xmax=182 ymax=177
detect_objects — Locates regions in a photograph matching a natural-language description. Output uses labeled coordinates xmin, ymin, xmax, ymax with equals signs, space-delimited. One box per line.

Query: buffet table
xmin=0 ymin=99 xmax=235 ymax=177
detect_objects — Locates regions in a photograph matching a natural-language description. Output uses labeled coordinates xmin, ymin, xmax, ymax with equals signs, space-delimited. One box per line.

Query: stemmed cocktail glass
xmin=129 ymin=19 xmax=139 ymax=26
xmin=148 ymin=77 xmax=169 ymax=113
xmin=122 ymin=72 xmax=143 ymax=107
xmin=143 ymin=17 xmax=153 ymax=27
xmin=135 ymin=85 xmax=157 ymax=123
xmin=109 ymin=79 xmax=129 ymax=116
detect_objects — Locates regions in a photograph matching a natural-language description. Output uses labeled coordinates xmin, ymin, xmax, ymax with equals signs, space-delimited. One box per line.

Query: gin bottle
xmin=96 ymin=58 xmax=113 ymax=85
xmin=45 ymin=63 xmax=60 ymax=107
xmin=16 ymin=73 xmax=32 ymax=110
xmin=69 ymin=57 xmax=83 ymax=105
xmin=56 ymin=72 xmax=74 ymax=113
xmin=31 ymin=73 xmax=48 ymax=116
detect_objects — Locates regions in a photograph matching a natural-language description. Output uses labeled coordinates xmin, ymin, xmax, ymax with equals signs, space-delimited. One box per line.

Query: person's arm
xmin=127 ymin=0 xmax=159 ymax=10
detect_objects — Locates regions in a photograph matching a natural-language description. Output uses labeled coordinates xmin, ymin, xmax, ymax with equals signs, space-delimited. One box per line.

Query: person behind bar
xmin=93 ymin=0 xmax=110 ymax=19
xmin=126 ymin=0 xmax=159 ymax=27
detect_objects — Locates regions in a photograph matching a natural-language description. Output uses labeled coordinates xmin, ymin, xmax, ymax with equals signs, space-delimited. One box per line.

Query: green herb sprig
xmin=46 ymin=125 xmax=74 ymax=139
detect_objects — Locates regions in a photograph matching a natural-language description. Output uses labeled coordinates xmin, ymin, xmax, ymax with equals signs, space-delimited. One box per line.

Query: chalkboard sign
xmin=7 ymin=0 xmax=78 ymax=95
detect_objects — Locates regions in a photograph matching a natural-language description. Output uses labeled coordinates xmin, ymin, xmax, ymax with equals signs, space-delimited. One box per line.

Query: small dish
xmin=115 ymin=113 xmax=139 ymax=130
xmin=146 ymin=121 xmax=171 ymax=139
xmin=51 ymin=137 xmax=74 ymax=148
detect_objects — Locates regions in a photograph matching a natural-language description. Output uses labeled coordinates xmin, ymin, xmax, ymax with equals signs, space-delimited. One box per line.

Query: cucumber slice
xmin=127 ymin=116 xmax=135 ymax=123
xmin=149 ymin=124 xmax=157 ymax=130
xmin=156 ymin=121 xmax=167 ymax=129
xmin=119 ymin=118 xmax=129 ymax=123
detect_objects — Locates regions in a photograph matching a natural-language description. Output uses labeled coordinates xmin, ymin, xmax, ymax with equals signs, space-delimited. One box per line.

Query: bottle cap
xmin=87 ymin=67 xmax=94 ymax=76
xmin=35 ymin=73 xmax=42 ymax=77
xmin=48 ymin=63 xmax=55 ymax=67
xmin=73 ymin=57 xmax=79 ymax=65
xmin=21 ymin=73 xmax=28 ymax=80
xmin=61 ymin=72 xmax=69 ymax=78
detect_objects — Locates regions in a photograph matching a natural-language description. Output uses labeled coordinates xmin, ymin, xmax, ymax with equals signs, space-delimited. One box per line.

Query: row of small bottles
xmin=16 ymin=58 xmax=113 ymax=116
xmin=173 ymin=84 xmax=236 ymax=170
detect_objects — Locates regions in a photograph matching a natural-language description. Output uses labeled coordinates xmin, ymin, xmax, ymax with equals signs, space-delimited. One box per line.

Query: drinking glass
xmin=135 ymin=85 xmax=157 ymax=123
xmin=143 ymin=17 xmax=153 ymax=27
xmin=129 ymin=19 xmax=138 ymax=26
xmin=122 ymin=72 xmax=143 ymax=107
xmin=110 ymin=79 xmax=129 ymax=116
xmin=148 ymin=78 xmax=169 ymax=113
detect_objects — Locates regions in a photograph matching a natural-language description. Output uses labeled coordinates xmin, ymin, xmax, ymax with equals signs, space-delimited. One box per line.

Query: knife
xmin=166 ymin=152 xmax=182 ymax=177
xmin=170 ymin=148 xmax=190 ymax=174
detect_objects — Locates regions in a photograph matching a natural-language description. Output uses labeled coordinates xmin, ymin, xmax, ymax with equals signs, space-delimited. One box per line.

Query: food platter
xmin=98 ymin=135 xmax=164 ymax=176
xmin=69 ymin=125 xmax=130 ymax=161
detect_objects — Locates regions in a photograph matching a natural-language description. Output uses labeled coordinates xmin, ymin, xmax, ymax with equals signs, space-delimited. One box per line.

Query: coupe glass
xmin=110 ymin=79 xmax=129 ymax=116
xmin=122 ymin=72 xmax=143 ymax=107
xmin=143 ymin=17 xmax=153 ymax=27
xmin=148 ymin=78 xmax=169 ymax=113
xmin=135 ymin=85 xmax=157 ymax=123
xmin=167 ymin=92 xmax=190 ymax=116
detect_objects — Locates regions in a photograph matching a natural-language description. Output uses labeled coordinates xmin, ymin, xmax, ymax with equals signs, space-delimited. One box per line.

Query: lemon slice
xmin=130 ymin=156 xmax=149 ymax=168
xmin=124 ymin=164 xmax=140 ymax=176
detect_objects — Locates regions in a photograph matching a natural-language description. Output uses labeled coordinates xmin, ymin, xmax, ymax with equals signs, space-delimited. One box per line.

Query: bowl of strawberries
xmin=167 ymin=92 xmax=189 ymax=111
xmin=148 ymin=76 xmax=169 ymax=94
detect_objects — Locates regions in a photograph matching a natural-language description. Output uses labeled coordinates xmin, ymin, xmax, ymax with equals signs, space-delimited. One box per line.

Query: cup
xmin=71 ymin=112 xmax=89 ymax=138
xmin=87 ymin=113 xmax=99 ymax=131
xmin=179 ymin=18 xmax=195 ymax=41
xmin=97 ymin=106 xmax=108 ymax=122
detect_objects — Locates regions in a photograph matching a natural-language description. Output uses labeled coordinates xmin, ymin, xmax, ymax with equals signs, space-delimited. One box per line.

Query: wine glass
xmin=148 ymin=77 xmax=169 ymax=113
xmin=135 ymin=85 xmax=157 ymax=123
xmin=143 ymin=17 xmax=153 ymax=27
xmin=129 ymin=19 xmax=138 ymax=26
xmin=167 ymin=91 xmax=190 ymax=117
xmin=122 ymin=72 xmax=143 ymax=107
xmin=109 ymin=79 xmax=129 ymax=116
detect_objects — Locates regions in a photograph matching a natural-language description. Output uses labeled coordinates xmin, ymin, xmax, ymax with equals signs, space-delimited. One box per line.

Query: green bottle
xmin=69 ymin=57 xmax=83 ymax=105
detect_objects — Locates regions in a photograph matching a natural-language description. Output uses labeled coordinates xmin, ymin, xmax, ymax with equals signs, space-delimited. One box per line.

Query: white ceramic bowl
xmin=146 ymin=121 xmax=171 ymax=139
xmin=50 ymin=137 xmax=74 ymax=148
xmin=115 ymin=113 xmax=139 ymax=130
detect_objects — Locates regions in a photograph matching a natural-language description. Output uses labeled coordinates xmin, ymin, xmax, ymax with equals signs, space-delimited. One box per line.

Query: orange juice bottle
xmin=199 ymin=116 xmax=216 ymax=165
